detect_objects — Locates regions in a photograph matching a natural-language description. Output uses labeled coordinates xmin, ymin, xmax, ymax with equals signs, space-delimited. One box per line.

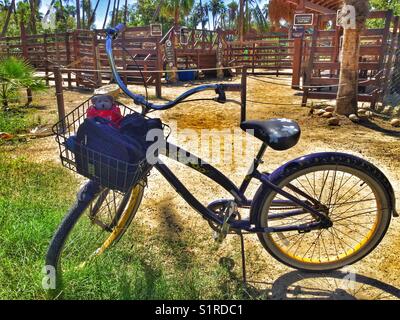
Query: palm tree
xmin=210 ymin=0 xmax=224 ymax=29
xmin=0 ymin=56 xmax=46 ymax=108
xmin=227 ymin=1 xmax=238 ymax=29
xmin=189 ymin=3 xmax=202 ymax=29
xmin=123 ymin=0 xmax=128 ymax=24
xmin=76 ymin=0 xmax=80 ymax=28
xmin=199 ymin=0 xmax=208 ymax=29
xmin=161 ymin=0 xmax=194 ymax=26
xmin=1 ymin=0 xmax=15 ymax=37
xmin=336 ymin=0 xmax=369 ymax=115
xmin=239 ymin=0 xmax=244 ymax=41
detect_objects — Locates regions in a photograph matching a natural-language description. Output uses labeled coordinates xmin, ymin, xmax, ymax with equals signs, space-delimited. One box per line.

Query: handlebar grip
xmin=115 ymin=23 xmax=126 ymax=33
xmin=106 ymin=24 xmax=126 ymax=39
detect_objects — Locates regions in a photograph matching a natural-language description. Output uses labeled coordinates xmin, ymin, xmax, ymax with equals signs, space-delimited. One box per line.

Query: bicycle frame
xmin=155 ymin=141 xmax=331 ymax=234
xmin=104 ymin=25 xmax=332 ymax=234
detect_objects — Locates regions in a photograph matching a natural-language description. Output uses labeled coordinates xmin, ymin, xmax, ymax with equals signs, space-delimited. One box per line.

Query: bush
xmin=0 ymin=56 xmax=46 ymax=109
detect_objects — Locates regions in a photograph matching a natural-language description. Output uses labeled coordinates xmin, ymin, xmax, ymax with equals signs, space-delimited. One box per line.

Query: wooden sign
xmin=217 ymin=41 xmax=224 ymax=63
xmin=150 ymin=24 xmax=162 ymax=37
xmin=165 ymin=39 xmax=175 ymax=67
xmin=294 ymin=13 xmax=314 ymax=26
xmin=292 ymin=26 xmax=305 ymax=39
xmin=180 ymin=27 xmax=189 ymax=45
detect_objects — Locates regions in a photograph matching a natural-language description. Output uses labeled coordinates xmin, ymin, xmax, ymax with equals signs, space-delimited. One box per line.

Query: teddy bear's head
xmin=91 ymin=95 xmax=114 ymax=110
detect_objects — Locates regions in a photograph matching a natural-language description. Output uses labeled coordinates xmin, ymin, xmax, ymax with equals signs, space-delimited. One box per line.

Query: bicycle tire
xmin=255 ymin=153 xmax=392 ymax=272
xmin=45 ymin=180 xmax=144 ymax=292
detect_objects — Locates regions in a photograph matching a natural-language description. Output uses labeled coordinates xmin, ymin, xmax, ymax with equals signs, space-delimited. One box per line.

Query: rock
xmin=365 ymin=111 xmax=374 ymax=119
xmin=357 ymin=109 xmax=368 ymax=119
xmin=391 ymin=118 xmax=400 ymax=127
xmin=349 ymin=114 xmax=359 ymax=122
xmin=322 ymin=112 xmax=333 ymax=118
xmin=358 ymin=108 xmax=368 ymax=114
xmin=328 ymin=117 xmax=340 ymax=126
xmin=393 ymin=106 xmax=400 ymax=117
xmin=383 ymin=106 xmax=393 ymax=115
xmin=316 ymin=109 xmax=326 ymax=116
xmin=324 ymin=106 xmax=335 ymax=113
xmin=374 ymin=104 xmax=385 ymax=113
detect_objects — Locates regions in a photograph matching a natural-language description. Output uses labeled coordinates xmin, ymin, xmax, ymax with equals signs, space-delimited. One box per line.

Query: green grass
xmin=0 ymin=153 xmax=244 ymax=300
xmin=0 ymin=107 xmax=43 ymax=135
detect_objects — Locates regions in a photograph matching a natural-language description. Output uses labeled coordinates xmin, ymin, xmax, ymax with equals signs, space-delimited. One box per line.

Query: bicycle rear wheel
xmin=256 ymin=155 xmax=392 ymax=271
xmin=45 ymin=180 xmax=144 ymax=292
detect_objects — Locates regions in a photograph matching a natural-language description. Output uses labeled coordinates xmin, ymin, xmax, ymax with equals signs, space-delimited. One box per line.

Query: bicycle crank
xmin=212 ymin=201 xmax=238 ymax=243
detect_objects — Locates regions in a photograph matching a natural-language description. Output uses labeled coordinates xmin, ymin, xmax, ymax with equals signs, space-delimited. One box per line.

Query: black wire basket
xmin=53 ymin=98 xmax=160 ymax=193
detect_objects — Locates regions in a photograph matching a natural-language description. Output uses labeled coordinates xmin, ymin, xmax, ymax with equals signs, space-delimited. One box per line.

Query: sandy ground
xmin=5 ymin=75 xmax=400 ymax=300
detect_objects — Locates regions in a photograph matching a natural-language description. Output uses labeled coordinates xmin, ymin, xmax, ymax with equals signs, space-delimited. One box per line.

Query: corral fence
xmin=0 ymin=25 xmax=294 ymax=91
xmin=384 ymin=44 xmax=400 ymax=115
xmin=0 ymin=26 xmax=163 ymax=92
xmin=221 ymin=30 xmax=294 ymax=76
xmin=300 ymin=10 xmax=400 ymax=108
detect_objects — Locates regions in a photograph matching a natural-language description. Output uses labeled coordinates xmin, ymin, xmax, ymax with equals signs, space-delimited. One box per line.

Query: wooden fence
xmin=301 ymin=10 xmax=400 ymax=107
xmin=0 ymin=26 xmax=163 ymax=91
xmin=222 ymin=32 xmax=294 ymax=76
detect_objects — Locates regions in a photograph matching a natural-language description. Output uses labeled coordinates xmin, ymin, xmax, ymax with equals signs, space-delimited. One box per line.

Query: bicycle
xmin=46 ymin=24 xmax=398 ymax=292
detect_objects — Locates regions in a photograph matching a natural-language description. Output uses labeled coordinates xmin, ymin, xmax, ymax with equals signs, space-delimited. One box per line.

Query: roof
xmin=285 ymin=0 xmax=343 ymax=14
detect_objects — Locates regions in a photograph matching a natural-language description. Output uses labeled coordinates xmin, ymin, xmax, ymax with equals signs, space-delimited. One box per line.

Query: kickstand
xmin=238 ymin=230 xmax=247 ymax=285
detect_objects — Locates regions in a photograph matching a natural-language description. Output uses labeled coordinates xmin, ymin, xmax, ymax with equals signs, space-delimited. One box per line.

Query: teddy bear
xmin=86 ymin=94 xmax=123 ymax=127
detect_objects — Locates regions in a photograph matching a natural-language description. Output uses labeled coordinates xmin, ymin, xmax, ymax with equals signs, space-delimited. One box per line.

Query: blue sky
xmin=38 ymin=0 xmax=268 ymax=29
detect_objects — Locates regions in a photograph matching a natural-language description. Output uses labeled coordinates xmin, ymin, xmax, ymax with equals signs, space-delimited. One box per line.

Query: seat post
xmin=239 ymin=142 xmax=268 ymax=194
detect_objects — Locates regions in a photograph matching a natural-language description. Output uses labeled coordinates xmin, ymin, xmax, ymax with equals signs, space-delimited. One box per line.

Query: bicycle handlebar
xmin=105 ymin=24 xmax=238 ymax=112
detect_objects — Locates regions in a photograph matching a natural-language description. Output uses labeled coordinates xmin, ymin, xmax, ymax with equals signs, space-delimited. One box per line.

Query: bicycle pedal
xmin=213 ymin=231 xmax=226 ymax=244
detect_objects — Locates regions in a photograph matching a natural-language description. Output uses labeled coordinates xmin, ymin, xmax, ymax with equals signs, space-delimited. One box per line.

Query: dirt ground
xmin=6 ymin=75 xmax=400 ymax=299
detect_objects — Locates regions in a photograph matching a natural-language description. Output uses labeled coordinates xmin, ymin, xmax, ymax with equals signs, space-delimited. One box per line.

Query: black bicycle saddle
xmin=240 ymin=118 xmax=301 ymax=151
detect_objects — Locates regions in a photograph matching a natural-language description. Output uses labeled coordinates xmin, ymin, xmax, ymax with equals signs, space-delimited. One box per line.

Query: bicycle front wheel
xmin=45 ymin=180 xmax=144 ymax=292
xmin=256 ymin=155 xmax=392 ymax=271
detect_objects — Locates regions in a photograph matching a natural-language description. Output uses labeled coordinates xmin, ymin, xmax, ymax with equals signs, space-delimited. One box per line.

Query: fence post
xmin=44 ymin=34 xmax=50 ymax=86
xmin=155 ymin=42 xmax=162 ymax=98
xmin=291 ymin=1 xmax=306 ymax=89
xmin=20 ymin=22 xmax=33 ymax=105
xmin=65 ymin=33 xmax=72 ymax=89
xmin=54 ymin=66 xmax=66 ymax=128
xmin=241 ymin=67 xmax=247 ymax=122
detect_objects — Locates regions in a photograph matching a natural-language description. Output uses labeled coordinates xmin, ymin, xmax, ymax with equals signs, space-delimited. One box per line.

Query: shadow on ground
xmin=359 ymin=120 xmax=400 ymax=138
xmin=220 ymin=264 xmax=400 ymax=300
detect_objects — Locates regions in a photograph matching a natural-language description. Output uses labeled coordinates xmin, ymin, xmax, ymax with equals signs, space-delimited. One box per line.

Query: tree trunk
xmin=103 ymin=0 xmax=112 ymax=29
xmin=88 ymin=0 xmax=101 ymax=26
xmin=1 ymin=0 xmax=16 ymax=37
xmin=336 ymin=0 xmax=369 ymax=116
xmin=76 ymin=0 xmax=81 ymax=29
xmin=124 ymin=0 xmax=128 ymax=24
xmin=239 ymin=0 xmax=245 ymax=43
xmin=115 ymin=0 xmax=120 ymax=24
xmin=29 ymin=0 xmax=37 ymax=34
xmin=82 ymin=0 xmax=86 ymax=29
xmin=111 ymin=0 xmax=117 ymax=26
xmin=174 ymin=8 xmax=179 ymax=26
xmin=336 ymin=28 xmax=362 ymax=115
